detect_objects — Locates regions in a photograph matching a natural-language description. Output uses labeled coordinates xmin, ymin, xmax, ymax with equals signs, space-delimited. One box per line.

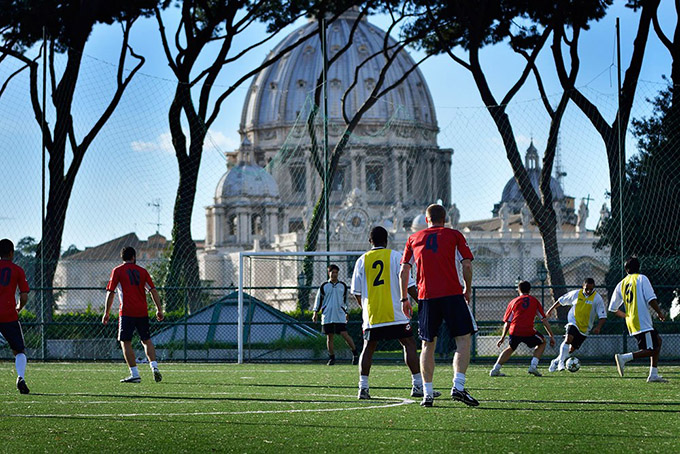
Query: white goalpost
xmin=237 ymin=251 xmax=364 ymax=364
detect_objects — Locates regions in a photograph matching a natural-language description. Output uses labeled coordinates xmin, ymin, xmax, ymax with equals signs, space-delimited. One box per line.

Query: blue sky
xmin=0 ymin=1 xmax=676 ymax=251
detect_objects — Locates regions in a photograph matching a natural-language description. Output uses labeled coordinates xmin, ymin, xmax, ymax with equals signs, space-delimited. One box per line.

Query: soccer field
xmin=0 ymin=362 xmax=678 ymax=453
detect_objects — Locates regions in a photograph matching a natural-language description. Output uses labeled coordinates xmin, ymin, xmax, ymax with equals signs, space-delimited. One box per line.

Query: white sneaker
xmin=647 ymin=375 xmax=669 ymax=383
xmin=489 ymin=369 xmax=506 ymax=377
xmin=557 ymin=362 xmax=566 ymax=372
xmin=614 ymin=354 xmax=625 ymax=377
xmin=528 ymin=365 xmax=542 ymax=377
xmin=548 ymin=358 xmax=558 ymax=372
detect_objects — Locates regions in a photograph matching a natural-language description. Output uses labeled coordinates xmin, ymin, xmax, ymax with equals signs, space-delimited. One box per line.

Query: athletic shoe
xmin=489 ymin=369 xmax=506 ymax=377
xmin=420 ymin=395 xmax=434 ymax=407
xmin=358 ymin=388 xmax=371 ymax=400
xmin=614 ymin=354 xmax=625 ymax=377
xmin=548 ymin=358 xmax=558 ymax=372
xmin=528 ymin=366 xmax=542 ymax=377
xmin=557 ymin=362 xmax=566 ymax=372
xmin=153 ymin=368 xmax=162 ymax=383
xmin=16 ymin=377 xmax=29 ymax=394
xmin=327 ymin=357 xmax=336 ymax=366
xmin=120 ymin=375 xmax=141 ymax=383
xmin=352 ymin=354 xmax=360 ymax=366
xmin=647 ymin=375 xmax=669 ymax=383
xmin=410 ymin=386 xmax=442 ymax=398
xmin=450 ymin=388 xmax=479 ymax=407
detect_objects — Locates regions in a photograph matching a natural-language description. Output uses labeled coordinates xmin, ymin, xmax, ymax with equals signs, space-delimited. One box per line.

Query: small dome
xmin=215 ymin=163 xmax=279 ymax=200
xmin=501 ymin=169 xmax=564 ymax=204
xmin=411 ymin=214 xmax=428 ymax=232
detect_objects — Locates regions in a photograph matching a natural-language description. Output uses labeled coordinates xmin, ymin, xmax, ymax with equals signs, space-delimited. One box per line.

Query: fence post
xmin=184 ymin=289 xmax=188 ymax=363
xmin=472 ymin=287 xmax=477 ymax=362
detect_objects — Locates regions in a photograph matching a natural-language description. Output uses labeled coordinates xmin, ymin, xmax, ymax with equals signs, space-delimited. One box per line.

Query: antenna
xmin=554 ymin=134 xmax=567 ymax=187
xmin=147 ymin=199 xmax=162 ymax=234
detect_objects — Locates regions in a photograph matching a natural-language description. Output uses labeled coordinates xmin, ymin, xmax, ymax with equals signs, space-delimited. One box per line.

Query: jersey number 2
xmin=372 ymin=260 xmax=385 ymax=287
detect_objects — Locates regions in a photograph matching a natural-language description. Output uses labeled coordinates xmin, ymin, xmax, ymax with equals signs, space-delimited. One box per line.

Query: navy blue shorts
xmin=566 ymin=325 xmax=587 ymax=350
xmin=118 ymin=316 xmax=151 ymax=342
xmin=0 ymin=321 xmax=25 ymax=352
xmin=509 ymin=333 xmax=545 ymax=350
xmin=418 ymin=294 xmax=477 ymax=342
xmin=322 ymin=323 xmax=347 ymax=334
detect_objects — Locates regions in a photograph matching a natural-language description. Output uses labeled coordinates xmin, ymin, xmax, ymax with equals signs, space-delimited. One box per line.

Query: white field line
xmin=6 ymin=394 xmax=415 ymax=417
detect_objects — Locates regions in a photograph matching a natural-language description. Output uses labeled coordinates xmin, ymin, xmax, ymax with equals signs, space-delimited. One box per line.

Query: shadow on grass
xmin=29 ymin=392 xmax=361 ymax=404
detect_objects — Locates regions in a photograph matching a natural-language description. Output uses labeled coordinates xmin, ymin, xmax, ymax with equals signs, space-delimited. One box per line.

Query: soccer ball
xmin=565 ymin=357 xmax=580 ymax=372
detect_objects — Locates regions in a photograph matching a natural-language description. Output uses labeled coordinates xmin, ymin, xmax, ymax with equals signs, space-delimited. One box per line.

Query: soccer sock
xmin=150 ymin=361 xmax=158 ymax=370
xmin=130 ymin=366 xmax=140 ymax=377
xmin=352 ymin=349 xmax=359 ymax=357
xmin=329 ymin=354 xmax=336 ymax=360
xmin=491 ymin=362 xmax=502 ymax=372
xmin=621 ymin=352 xmax=634 ymax=363
xmin=359 ymin=375 xmax=369 ymax=389
xmin=453 ymin=372 xmax=466 ymax=391
xmin=412 ymin=373 xmax=423 ymax=387
xmin=530 ymin=357 xmax=539 ymax=368
xmin=15 ymin=353 xmax=26 ymax=378
xmin=424 ymin=382 xmax=434 ymax=397
xmin=559 ymin=341 xmax=569 ymax=363
xmin=650 ymin=366 xmax=658 ymax=377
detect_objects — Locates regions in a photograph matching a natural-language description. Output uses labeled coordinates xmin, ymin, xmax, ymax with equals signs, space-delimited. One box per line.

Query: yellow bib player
xmin=546 ymin=278 xmax=606 ymax=372
xmin=609 ymin=257 xmax=667 ymax=382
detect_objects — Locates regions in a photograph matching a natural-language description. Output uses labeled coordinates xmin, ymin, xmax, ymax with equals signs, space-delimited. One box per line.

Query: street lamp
xmin=536 ymin=262 xmax=548 ymax=308
xmin=297 ymin=271 xmax=306 ymax=314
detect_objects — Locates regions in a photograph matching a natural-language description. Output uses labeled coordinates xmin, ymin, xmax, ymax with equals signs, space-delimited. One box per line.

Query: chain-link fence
xmin=6 ymin=283 xmax=680 ymax=363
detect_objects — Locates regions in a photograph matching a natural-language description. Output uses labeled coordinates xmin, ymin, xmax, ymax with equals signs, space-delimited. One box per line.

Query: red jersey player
xmin=399 ymin=204 xmax=478 ymax=407
xmin=0 ymin=239 xmax=30 ymax=394
xmin=103 ymin=246 xmax=164 ymax=383
xmin=490 ymin=280 xmax=555 ymax=377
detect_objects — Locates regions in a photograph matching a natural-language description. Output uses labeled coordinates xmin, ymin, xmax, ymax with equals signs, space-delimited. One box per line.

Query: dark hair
xmin=328 ymin=264 xmax=339 ymax=272
xmin=370 ymin=226 xmax=388 ymax=247
xmin=625 ymin=257 xmax=640 ymax=274
xmin=518 ymin=280 xmax=531 ymax=294
xmin=426 ymin=204 xmax=446 ymax=224
xmin=0 ymin=238 xmax=14 ymax=257
xmin=583 ymin=277 xmax=595 ymax=286
xmin=121 ymin=246 xmax=136 ymax=261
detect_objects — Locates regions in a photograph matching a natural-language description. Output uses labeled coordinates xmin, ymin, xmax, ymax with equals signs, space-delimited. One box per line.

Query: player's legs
xmin=534 ymin=336 xmax=547 ymax=359
xmin=2 ymin=321 xmax=28 ymax=392
xmin=420 ymin=338 xmax=437 ymax=383
xmin=340 ymin=330 xmax=357 ymax=351
xmin=359 ymin=339 xmax=378 ymax=376
xmin=141 ymin=339 xmax=157 ymax=362
xmin=399 ymin=335 xmax=419 ymax=375
xmin=490 ymin=345 xmax=513 ymax=376
xmin=326 ymin=333 xmax=335 ymax=356
xmin=651 ymin=335 xmax=662 ymax=367
xmin=121 ymin=340 xmax=137 ymax=368
xmin=452 ymin=333 xmax=471 ymax=375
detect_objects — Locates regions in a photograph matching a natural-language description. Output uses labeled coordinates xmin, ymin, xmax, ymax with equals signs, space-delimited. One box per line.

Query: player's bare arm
xmin=649 ymin=299 xmax=665 ymax=321
xmin=102 ymin=291 xmax=115 ymax=325
xmin=150 ymin=288 xmax=164 ymax=321
xmin=461 ymin=258 xmax=472 ymax=303
xmin=17 ymin=292 xmax=28 ymax=312
xmin=545 ymin=301 xmax=560 ymax=318
xmin=399 ymin=264 xmax=412 ymax=318
xmin=497 ymin=322 xmax=509 ymax=348
xmin=354 ymin=294 xmax=362 ymax=308
xmin=591 ymin=318 xmax=606 ymax=334
xmin=613 ymin=309 xmax=626 ymax=319
xmin=541 ymin=317 xmax=556 ymax=347
xmin=312 ymin=311 xmax=318 ymax=322
xmin=407 ymin=285 xmax=418 ymax=302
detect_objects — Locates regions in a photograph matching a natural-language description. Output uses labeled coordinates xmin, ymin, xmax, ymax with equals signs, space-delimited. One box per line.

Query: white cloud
xmin=131 ymin=130 xmax=239 ymax=155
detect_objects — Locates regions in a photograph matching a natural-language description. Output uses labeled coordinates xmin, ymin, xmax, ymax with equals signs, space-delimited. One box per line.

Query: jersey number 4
xmin=0 ymin=267 xmax=11 ymax=286
xmin=372 ymin=260 xmax=385 ymax=287
xmin=425 ymin=233 xmax=438 ymax=253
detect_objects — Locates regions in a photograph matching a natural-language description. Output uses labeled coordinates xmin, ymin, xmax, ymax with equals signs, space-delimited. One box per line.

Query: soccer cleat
xmin=120 ymin=375 xmax=141 ymax=383
xmin=327 ymin=357 xmax=336 ymax=366
xmin=614 ymin=354 xmax=625 ymax=377
xmin=358 ymin=388 xmax=371 ymax=400
xmin=410 ymin=386 xmax=442 ymax=398
xmin=557 ymin=362 xmax=566 ymax=372
xmin=548 ymin=358 xmax=558 ymax=372
xmin=489 ymin=369 xmax=506 ymax=377
xmin=528 ymin=366 xmax=542 ymax=377
xmin=16 ymin=377 xmax=29 ymax=394
xmin=420 ymin=395 xmax=434 ymax=407
xmin=647 ymin=375 xmax=669 ymax=383
xmin=153 ymin=368 xmax=162 ymax=383
xmin=451 ymin=388 xmax=479 ymax=407
xmin=352 ymin=354 xmax=360 ymax=366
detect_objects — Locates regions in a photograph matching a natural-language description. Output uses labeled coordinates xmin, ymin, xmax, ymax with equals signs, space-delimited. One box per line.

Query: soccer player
xmin=351 ymin=226 xmax=439 ymax=400
xmin=0 ymin=239 xmax=31 ymax=394
xmin=312 ymin=264 xmax=359 ymax=365
xmin=103 ymin=246 xmax=164 ymax=383
xmin=545 ymin=277 xmax=606 ymax=372
xmin=609 ymin=257 xmax=667 ymax=383
xmin=490 ymin=281 xmax=555 ymax=377
xmin=399 ymin=204 xmax=478 ymax=407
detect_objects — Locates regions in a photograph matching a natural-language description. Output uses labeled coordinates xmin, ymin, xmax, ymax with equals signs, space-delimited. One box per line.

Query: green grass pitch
xmin=0 ymin=362 xmax=678 ymax=452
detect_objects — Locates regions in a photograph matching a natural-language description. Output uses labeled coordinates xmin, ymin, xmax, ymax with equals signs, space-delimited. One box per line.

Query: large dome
xmin=241 ymin=12 xmax=438 ymax=133
xmin=501 ymin=169 xmax=564 ymax=203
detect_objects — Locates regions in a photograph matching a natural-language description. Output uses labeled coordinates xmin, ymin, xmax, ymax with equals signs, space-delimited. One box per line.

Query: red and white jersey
xmin=504 ymin=294 xmax=546 ymax=337
xmin=106 ymin=262 xmax=154 ymax=317
xmin=402 ymin=226 xmax=473 ymax=300
xmin=0 ymin=260 xmax=29 ymax=323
